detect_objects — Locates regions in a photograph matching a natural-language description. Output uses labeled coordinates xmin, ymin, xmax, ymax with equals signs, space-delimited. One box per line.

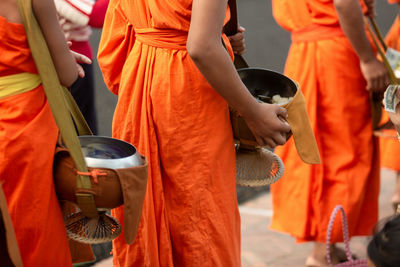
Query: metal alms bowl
xmin=78 ymin=135 xmax=143 ymax=169
xmin=231 ymin=68 xmax=298 ymax=146
xmin=238 ymin=68 xmax=297 ymax=100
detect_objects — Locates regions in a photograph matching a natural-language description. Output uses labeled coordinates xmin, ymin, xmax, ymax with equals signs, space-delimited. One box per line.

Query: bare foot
xmin=332 ymin=245 xmax=357 ymax=262
xmin=305 ymin=242 xmax=340 ymax=267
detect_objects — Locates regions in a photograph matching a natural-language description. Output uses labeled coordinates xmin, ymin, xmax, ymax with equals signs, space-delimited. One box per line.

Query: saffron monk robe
xmin=97 ymin=0 xmax=291 ymax=266
xmin=0 ymin=0 xmax=90 ymax=265
xmin=379 ymin=0 xmax=400 ymax=213
xmin=270 ymin=0 xmax=389 ymax=266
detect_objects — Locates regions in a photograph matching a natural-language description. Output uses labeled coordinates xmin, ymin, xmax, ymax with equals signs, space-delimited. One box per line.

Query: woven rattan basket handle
xmin=326 ymin=205 xmax=353 ymax=266
xmin=16 ymin=0 xmax=98 ymax=218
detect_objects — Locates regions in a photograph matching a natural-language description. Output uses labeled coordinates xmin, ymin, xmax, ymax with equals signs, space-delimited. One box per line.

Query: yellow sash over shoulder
xmin=0 ymin=72 xmax=41 ymax=99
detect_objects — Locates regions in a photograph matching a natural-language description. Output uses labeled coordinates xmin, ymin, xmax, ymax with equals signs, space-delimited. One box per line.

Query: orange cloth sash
xmin=291 ymin=23 xmax=345 ymax=43
xmin=135 ymin=28 xmax=187 ymax=49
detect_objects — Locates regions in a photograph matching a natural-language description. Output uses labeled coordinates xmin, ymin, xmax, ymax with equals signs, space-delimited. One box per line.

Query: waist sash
xmin=291 ymin=24 xmax=345 ymax=43
xmin=134 ymin=28 xmax=188 ymax=50
xmin=0 ymin=72 xmax=41 ymax=99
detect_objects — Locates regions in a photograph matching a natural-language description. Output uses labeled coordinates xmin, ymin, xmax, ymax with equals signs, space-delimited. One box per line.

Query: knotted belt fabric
xmin=134 ymin=28 xmax=187 ymax=50
xmin=291 ymin=23 xmax=345 ymax=43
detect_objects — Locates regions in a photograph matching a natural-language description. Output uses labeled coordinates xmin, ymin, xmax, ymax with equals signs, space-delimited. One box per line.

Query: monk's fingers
xmin=275 ymin=106 xmax=288 ymax=119
xmin=377 ymin=76 xmax=390 ymax=92
xmin=271 ymin=132 xmax=287 ymax=146
xmin=232 ymin=45 xmax=246 ymax=55
xmin=230 ymin=41 xmax=245 ymax=48
xmin=262 ymin=137 xmax=277 ymax=149
xmin=71 ymin=50 xmax=92 ymax=65
xmin=368 ymin=76 xmax=387 ymax=92
xmin=378 ymin=76 xmax=389 ymax=91
xmin=76 ymin=63 xmax=85 ymax=78
xmin=255 ymin=136 xmax=267 ymax=147
xmin=229 ymin=31 xmax=244 ymax=42
xmin=279 ymin=120 xmax=291 ymax=134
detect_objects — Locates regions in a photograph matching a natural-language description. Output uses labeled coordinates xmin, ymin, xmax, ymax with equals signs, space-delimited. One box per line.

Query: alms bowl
xmin=78 ymin=135 xmax=143 ymax=169
xmin=231 ymin=68 xmax=298 ymax=146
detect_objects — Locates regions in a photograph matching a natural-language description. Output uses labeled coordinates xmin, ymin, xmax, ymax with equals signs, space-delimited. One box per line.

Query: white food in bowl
xmin=271 ymin=94 xmax=293 ymax=105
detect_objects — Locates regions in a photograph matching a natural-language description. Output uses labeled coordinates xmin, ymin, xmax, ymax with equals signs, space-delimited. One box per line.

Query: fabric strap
xmin=223 ymin=0 xmax=249 ymax=69
xmin=16 ymin=0 xmax=97 ymax=218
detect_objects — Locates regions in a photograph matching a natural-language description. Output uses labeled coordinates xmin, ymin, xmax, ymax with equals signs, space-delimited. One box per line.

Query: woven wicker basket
xmin=232 ymin=68 xmax=295 ymax=187
xmin=235 ymin=145 xmax=285 ymax=187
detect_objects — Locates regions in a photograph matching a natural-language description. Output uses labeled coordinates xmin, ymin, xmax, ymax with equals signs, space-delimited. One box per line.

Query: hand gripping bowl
xmin=231 ymin=68 xmax=297 ymax=147
xmin=231 ymin=68 xmax=298 ymax=187
xmin=54 ymin=136 xmax=148 ymax=244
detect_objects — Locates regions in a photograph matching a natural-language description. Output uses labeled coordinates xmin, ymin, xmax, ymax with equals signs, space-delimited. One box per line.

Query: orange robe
xmin=0 ymin=17 xmax=72 ymax=265
xmin=98 ymin=0 xmax=240 ymax=266
xmin=270 ymin=0 xmax=380 ymax=243
xmin=379 ymin=0 xmax=400 ymax=171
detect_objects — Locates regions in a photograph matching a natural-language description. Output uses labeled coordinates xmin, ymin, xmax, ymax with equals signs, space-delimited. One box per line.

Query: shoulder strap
xmin=224 ymin=0 xmax=239 ymax=36
xmin=16 ymin=0 xmax=98 ymax=218
xmin=223 ymin=0 xmax=249 ymax=69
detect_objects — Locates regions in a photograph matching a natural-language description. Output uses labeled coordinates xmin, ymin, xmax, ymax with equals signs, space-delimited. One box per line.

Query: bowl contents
xmin=271 ymin=94 xmax=293 ymax=105
xmin=257 ymin=94 xmax=293 ymax=105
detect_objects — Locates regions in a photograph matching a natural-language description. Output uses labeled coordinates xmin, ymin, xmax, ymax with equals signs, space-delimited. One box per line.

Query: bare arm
xmin=32 ymin=0 xmax=78 ymax=87
xmin=187 ymin=0 xmax=290 ymax=147
xmin=334 ymin=0 xmax=389 ymax=92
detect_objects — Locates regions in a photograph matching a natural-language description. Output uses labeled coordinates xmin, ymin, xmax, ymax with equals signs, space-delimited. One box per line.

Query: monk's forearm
xmin=334 ymin=0 xmax=376 ymax=63
xmin=187 ymin=0 xmax=260 ymax=118
xmin=33 ymin=0 xmax=79 ymax=87
xmin=188 ymin=43 xmax=259 ymax=118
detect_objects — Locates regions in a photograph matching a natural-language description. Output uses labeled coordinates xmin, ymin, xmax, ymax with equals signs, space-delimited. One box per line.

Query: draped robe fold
xmin=98 ymin=0 xmax=240 ymax=266
xmin=379 ymin=0 xmax=400 ymax=171
xmin=0 ymin=16 xmax=72 ymax=266
xmin=270 ymin=0 xmax=380 ymax=243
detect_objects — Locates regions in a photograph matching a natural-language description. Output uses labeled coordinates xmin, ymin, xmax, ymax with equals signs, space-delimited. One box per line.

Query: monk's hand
xmin=228 ymin=26 xmax=246 ymax=55
xmin=388 ymin=90 xmax=400 ymax=129
xmin=67 ymin=42 xmax=92 ymax=78
xmin=364 ymin=0 xmax=376 ymax=18
xmin=360 ymin=57 xmax=390 ymax=92
xmin=242 ymin=103 xmax=291 ymax=148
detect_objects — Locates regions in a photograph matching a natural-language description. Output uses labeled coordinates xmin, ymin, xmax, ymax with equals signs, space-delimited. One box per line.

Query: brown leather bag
xmin=54 ymin=144 xmax=148 ymax=244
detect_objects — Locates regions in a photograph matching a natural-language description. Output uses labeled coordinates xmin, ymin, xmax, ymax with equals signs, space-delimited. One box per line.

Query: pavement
xmin=94 ymin=168 xmax=396 ymax=267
